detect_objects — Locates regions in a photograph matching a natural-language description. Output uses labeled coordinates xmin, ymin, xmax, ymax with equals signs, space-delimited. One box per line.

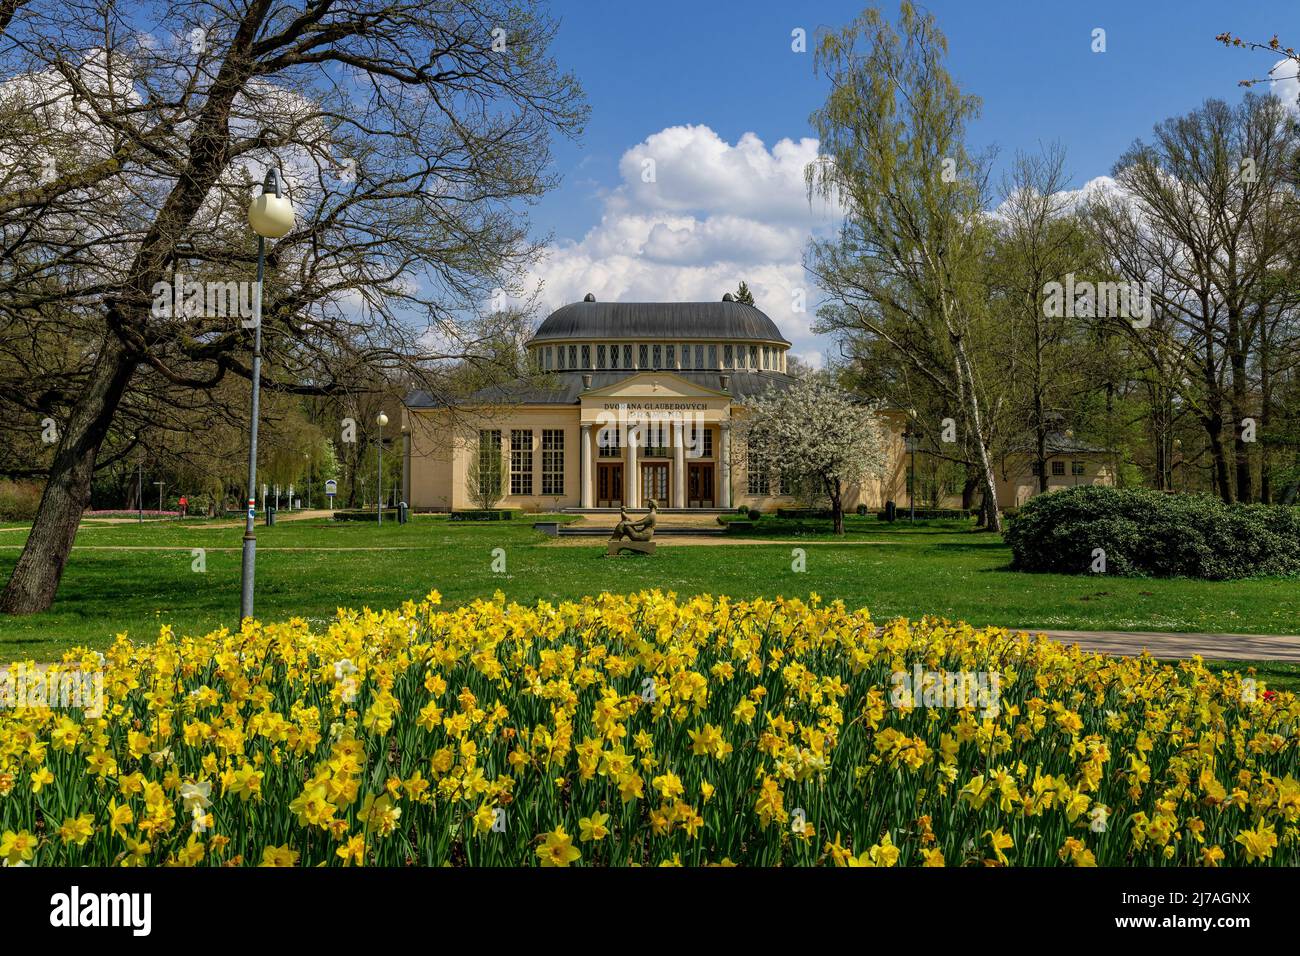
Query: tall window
xmin=608 ymin=343 xmax=618 ymax=369
xmin=665 ymin=344 xmax=675 ymax=369
xmin=638 ymin=344 xmax=649 ymax=369
xmin=749 ymin=345 xmax=758 ymax=369
xmin=724 ymin=344 xmax=734 ymax=368
xmin=543 ymin=347 xmax=553 ymax=370
xmin=623 ymin=344 xmax=633 ymax=369
xmin=581 ymin=344 xmax=591 ymax=369
xmin=510 ymin=430 xmax=533 ymax=495
xmin=598 ymin=426 xmax=620 ymax=457
xmin=681 ymin=344 xmax=692 ymax=370
xmin=542 ymin=429 xmax=565 ymax=495
xmin=557 ymin=345 xmax=566 ymax=370
xmin=478 ymin=430 xmax=502 ymax=496
xmin=651 ymin=344 xmax=662 ymax=368
xmin=597 ymin=344 xmax=607 ymax=369
xmin=707 ymin=344 xmax=717 ymax=368
xmin=568 ymin=345 xmax=578 ymax=369
xmin=747 ymin=446 xmax=770 ymax=495
xmin=687 ymin=424 xmax=713 ymax=459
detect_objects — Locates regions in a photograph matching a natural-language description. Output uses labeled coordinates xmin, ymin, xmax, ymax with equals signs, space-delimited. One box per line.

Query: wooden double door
xmin=688 ymin=462 xmax=714 ymax=508
xmin=598 ymin=460 xmax=714 ymax=508
xmin=640 ymin=462 xmax=669 ymax=507
xmin=596 ymin=462 xmax=623 ymax=508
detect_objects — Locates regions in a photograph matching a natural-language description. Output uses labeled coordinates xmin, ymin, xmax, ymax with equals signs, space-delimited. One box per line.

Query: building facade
xmin=401 ymin=296 xmax=1114 ymax=513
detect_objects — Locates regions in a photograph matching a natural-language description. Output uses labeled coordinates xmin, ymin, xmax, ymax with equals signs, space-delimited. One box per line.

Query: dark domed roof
xmin=530 ymin=299 xmax=790 ymax=345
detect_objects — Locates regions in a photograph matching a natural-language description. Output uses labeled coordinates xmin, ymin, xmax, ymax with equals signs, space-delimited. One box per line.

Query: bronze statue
xmin=607 ymin=499 xmax=658 ymax=554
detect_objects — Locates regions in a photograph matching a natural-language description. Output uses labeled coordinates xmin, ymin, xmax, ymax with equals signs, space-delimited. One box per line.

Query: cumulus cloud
xmin=524 ymin=125 xmax=842 ymax=366
xmin=1270 ymin=57 xmax=1300 ymax=113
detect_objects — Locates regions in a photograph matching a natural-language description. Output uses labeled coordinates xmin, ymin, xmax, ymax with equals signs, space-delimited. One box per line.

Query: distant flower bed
xmin=1 ymin=591 xmax=1295 ymax=867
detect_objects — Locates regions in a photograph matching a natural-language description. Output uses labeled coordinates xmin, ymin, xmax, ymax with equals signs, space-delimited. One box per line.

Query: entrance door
xmin=596 ymin=462 xmax=623 ymax=508
xmin=640 ymin=463 xmax=669 ymax=507
xmin=688 ymin=463 xmax=715 ymax=508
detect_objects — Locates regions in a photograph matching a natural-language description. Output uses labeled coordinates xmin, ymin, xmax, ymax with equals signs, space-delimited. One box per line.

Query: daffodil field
xmin=1 ymin=590 xmax=1297 ymax=867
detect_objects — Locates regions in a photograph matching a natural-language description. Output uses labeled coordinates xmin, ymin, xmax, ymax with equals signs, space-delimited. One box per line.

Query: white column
xmin=672 ymin=420 xmax=685 ymax=509
xmin=627 ymin=423 xmax=639 ymax=507
xmin=719 ymin=422 xmax=732 ymax=509
xmin=580 ymin=424 xmax=593 ymax=509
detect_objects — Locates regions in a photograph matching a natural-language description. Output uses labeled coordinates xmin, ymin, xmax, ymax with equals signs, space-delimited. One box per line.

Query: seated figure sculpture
xmin=606 ymin=499 xmax=658 ymax=555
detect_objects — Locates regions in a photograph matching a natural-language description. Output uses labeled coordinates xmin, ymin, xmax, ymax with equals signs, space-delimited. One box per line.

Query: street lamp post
xmin=903 ymin=415 xmax=921 ymax=523
xmin=154 ymin=481 xmax=164 ymax=514
xmin=375 ymin=411 xmax=389 ymax=525
xmin=239 ymin=168 xmax=294 ymax=623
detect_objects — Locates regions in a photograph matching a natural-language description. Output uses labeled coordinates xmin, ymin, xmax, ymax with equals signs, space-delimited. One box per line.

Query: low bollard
xmin=266 ymin=507 xmax=276 ymax=526
xmin=398 ymin=501 xmax=409 ymax=525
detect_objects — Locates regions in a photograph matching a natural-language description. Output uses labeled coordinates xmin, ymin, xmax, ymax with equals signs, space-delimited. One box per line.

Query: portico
xmin=577 ymin=372 xmax=733 ymax=510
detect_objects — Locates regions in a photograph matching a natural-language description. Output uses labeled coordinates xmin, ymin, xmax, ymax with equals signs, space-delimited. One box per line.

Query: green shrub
xmin=448 ymin=509 xmax=516 ymax=522
xmin=0 ymin=481 xmax=41 ymax=520
xmin=333 ymin=509 xmax=399 ymax=522
xmin=1004 ymin=486 xmax=1300 ymax=579
xmin=746 ymin=507 xmax=761 ymax=520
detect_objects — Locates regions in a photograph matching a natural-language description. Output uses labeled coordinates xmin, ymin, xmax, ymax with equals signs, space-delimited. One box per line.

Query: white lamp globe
xmin=248 ymin=190 xmax=294 ymax=238
xmin=376 ymin=412 xmax=389 ymax=428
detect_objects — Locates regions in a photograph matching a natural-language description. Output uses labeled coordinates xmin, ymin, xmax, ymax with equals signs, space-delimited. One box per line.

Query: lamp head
xmin=248 ymin=168 xmax=294 ymax=238
xmin=376 ymin=411 xmax=389 ymax=428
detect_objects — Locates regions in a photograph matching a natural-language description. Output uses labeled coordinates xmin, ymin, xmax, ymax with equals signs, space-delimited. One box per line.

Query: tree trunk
xmin=954 ymin=338 xmax=1002 ymax=532
xmin=1203 ymin=412 xmax=1233 ymax=504
xmin=1 ymin=336 xmax=137 ymax=614
xmin=1229 ymin=349 xmax=1252 ymax=503
xmin=830 ymin=477 xmax=845 ymax=535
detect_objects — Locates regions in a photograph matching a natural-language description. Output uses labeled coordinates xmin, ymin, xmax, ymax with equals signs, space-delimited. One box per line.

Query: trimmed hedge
xmin=333 ymin=509 xmax=399 ymax=522
xmin=449 ymin=509 xmax=515 ymax=521
xmin=878 ymin=507 xmax=974 ymax=521
xmin=1004 ymin=486 xmax=1300 ymax=579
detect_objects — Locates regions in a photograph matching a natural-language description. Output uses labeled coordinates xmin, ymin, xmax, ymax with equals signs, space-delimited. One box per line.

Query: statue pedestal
xmin=605 ymin=540 xmax=656 ymax=557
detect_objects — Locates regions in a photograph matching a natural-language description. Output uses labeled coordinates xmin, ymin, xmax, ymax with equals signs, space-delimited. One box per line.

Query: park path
xmin=1031 ymin=628 xmax=1300 ymax=663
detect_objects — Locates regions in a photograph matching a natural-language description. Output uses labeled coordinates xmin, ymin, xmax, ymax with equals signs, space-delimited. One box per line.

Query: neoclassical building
xmin=401 ymin=295 xmax=1114 ymax=513
xmin=404 ymin=294 xmax=869 ymax=512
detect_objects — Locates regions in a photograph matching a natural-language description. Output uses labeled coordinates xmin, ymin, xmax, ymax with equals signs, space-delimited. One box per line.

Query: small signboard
xmin=325 ymin=479 xmax=338 ymax=510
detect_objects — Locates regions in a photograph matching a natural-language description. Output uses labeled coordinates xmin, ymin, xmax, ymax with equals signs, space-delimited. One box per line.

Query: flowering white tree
xmin=738 ymin=375 xmax=887 ymax=535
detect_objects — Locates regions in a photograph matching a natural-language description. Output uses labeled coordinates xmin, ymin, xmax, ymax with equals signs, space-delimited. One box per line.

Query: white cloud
xmin=525 ymin=125 xmax=841 ymax=366
xmin=1270 ymin=57 xmax=1300 ymax=113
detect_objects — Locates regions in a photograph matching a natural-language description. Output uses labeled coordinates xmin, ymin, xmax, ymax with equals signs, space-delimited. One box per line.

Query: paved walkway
xmin=1031 ymin=628 xmax=1300 ymax=662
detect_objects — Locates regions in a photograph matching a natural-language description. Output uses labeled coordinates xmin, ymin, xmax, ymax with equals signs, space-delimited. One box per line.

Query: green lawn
xmin=1 ymin=515 xmax=1299 ymax=666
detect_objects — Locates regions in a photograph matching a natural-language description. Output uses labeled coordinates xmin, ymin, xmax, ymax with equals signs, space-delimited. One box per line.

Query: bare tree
xmin=0 ymin=0 xmax=586 ymax=614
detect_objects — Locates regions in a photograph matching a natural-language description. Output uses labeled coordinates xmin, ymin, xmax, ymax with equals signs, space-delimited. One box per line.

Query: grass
xmin=0 ymin=515 xmax=1298 ymax=666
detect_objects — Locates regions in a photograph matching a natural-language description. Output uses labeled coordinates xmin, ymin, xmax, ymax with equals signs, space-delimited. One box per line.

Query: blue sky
xmin=520 ymin=1 xmax=1299 ymax=362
